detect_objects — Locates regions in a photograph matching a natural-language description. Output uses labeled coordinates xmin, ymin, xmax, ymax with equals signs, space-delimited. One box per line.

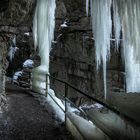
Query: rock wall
xmin=0 ymin=0 xmax=35 ymax=111
xmin=0 ymin=37 xmax=8 ymax=112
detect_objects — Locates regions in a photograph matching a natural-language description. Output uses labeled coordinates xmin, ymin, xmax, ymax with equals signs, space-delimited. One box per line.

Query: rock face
xmin=0 ymin=0 xmax=35 ymax=111
xmin=0 ymin=38 xmax=7 ymax=112
xmin=50 ymin=0 xmax=124 ymax=103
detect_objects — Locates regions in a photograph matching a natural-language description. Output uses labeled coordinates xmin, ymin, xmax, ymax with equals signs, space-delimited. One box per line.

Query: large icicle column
xmin=88 ymin=0 xmax=140 ymax=95
xmin=113 ymin=0 xmax=140 ymax=93
xmin=32 ymin=0 xmax=56 ymax=94
xmin=89 ymin=0 xmax=112 ymax=99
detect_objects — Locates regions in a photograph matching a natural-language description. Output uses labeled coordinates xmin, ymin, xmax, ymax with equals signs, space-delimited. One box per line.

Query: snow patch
xmin=80 ymin=103 xmax=103 ymax=110
xmin=60 ymin=21 xmax=68 ymax=28
xmin=13 ymin=71 xmax=23 ymax=84
xmin=24 ymin=32 xmax=30 ymax=36
xmin=23 ymin=59 xmax=34 ymax=68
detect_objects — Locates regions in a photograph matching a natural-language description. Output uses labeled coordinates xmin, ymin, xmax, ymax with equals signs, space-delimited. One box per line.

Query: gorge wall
xmin=0 ymin=0 xmax=35 ymax=111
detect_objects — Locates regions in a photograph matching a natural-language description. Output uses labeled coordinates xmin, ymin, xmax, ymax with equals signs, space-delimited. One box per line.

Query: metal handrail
xmin=16 ymin=72 xmax=139 ymax=125
xmin=48 ymin=74 xmax=120 ymax=114
xmin=47 ymin=74 xmax=140 ymax=125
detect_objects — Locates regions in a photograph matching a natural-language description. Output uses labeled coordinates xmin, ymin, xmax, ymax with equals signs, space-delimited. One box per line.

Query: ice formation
xmin=114 ymin=0 xmax=140 ymax=93
xmin=8 ymin=35 xmax=19 ymax=62
xmin=90 ymin=0 xmax=112 ymax=99
xmin=33 ymin=0 xmax=56 ymax=71
xmin=88 ymin=0 xmax=140 ymax=95
xmin=86 ymin=0 xmax=89 ymax=16
xmin=13 ymin=71 xmax=23 ymax=85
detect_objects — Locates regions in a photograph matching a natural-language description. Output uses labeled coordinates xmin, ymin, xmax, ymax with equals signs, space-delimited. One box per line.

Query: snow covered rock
xmin=13 ymin=71 xmax=23 ymax=85
xmin=23 ymin=59 xmax=34 ymax=68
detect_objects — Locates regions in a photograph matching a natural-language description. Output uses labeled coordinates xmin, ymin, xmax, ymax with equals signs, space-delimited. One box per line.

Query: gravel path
xmin=0 ymin=83 xmax=73 ymax=140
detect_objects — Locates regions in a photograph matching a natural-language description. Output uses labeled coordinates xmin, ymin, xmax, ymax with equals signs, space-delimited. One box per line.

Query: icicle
xmin=90 ymin=0 xmax=112 ymax=99
xmin=8 ymin=35 xmax=18 ymax=62
xmin=33 ymin=7 xmax=38 ymax=50
xmin=113 ymin=0 xmax=121 ymax=50
xmin=12 ymin=35 xmax=16 ymax=46
xmin=114 ymin=0 xmax=140 ymax=93
xmin=86 ymin=0 xmax=89 ymax=16
xmin=33 ymin=0 xmax=56 ymax=71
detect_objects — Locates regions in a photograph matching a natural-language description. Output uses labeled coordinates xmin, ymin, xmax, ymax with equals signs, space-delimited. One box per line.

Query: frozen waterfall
xmin=32 ymin=0 xmax=56 ymax=94
xmin=86 ymin=0 xmax=89 ymax=16
xmin=90 ymin=0 xmax=112 ymax=99
xmin=33 ymin=0 xmax=56 ymax=72
xmin=87 ymin=0 xmax=140 ymax=97
xmin=114 ymin=0 xmax=140 ymax=93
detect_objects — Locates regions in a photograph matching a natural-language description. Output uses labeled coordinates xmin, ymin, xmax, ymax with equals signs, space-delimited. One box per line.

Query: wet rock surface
xmin=0 ymin=83 xmax=73 ymax=140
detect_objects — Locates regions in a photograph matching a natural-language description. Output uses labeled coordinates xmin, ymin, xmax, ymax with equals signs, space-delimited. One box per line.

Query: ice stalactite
xmin=112 ymin=0 xmax=121 ymax=50
xmin=8 ymin=35 xmax=18 ymax=62
xmin=89 ymin=0 xmax=140 ymax=95
xmin=114 ymin=0 xmax=140 ymax=93
xmin=90 ymin=0 xmax=112 ymax=99
xmin=86 ymin=0 xmax=89 ymax=16
xmin=33 ymin=0 xmax=56 ymax=70
xmin=32 ymin=0 xmax=56 ymax=94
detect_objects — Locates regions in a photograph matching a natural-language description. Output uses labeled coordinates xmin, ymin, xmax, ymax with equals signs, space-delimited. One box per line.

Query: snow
xmin=113 ymin=0 xmax=121 ymax=50
xmin=80 ymin=103 xmax=103 ymax=110
xmin=60 ymin=21 xmax=68 ymax=28
xmin=89 ymin=0 xmax=140 ymax=94
xmin=23 ymin=59 xmax=34 ymax=68
xmin=13 ymin=71 xmax=22 ymax=84
xmin=33 ymin=88 xmax=80 ymax=122
xmin=24 ymin=32 xmax=30 ymax=36
xmin=90 ymin=0 xmax=112 ymax=99
xmin=67 ymin=112 xmax=110 ymax=140
xmin=13 ymin=71 xmax=22 ymax=80
xmin=46 ymin=89 xmax=65 ymax=121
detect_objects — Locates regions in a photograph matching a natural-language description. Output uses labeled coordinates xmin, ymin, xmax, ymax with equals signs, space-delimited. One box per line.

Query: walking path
xmin=0 ymin=83 xmax=73 ymax=140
